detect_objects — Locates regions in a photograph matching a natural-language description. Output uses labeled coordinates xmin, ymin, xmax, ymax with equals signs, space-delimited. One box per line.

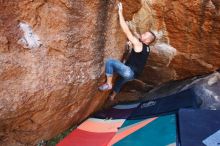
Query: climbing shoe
xmin=98 ymin=83 xmax=112 ymax=91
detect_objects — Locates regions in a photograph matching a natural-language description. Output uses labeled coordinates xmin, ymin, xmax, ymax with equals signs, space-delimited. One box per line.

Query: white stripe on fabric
xmin=203 ymin=129 xmax=220 ymax=146
xmin=113 ymin=103 xmax=140 ymax=109
xmin=88 ymin=118 xmax=125 ymax=124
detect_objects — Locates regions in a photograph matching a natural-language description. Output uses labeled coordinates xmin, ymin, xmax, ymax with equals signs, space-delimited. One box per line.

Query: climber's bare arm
xmin=118 ymin=3 xmax=142 ymax=52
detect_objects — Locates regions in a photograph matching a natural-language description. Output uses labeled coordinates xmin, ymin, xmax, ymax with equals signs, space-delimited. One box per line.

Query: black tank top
xmin=125 ymin=43 xmax=150 ymax=78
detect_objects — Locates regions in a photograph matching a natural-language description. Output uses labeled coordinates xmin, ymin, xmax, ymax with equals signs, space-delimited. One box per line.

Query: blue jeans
xmin=105 ymin=59 xmax=134 ymax=93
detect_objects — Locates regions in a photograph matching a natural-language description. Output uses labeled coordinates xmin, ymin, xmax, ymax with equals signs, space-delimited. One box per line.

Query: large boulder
xmin=0 ymin=0 xmax=123 ymax=145
xmin=0 ymin=0 xmax=219 ymax=145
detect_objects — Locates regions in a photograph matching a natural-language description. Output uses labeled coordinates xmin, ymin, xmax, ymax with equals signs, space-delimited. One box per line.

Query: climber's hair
xmin=149 ymin=31 xmax=156 ymax=44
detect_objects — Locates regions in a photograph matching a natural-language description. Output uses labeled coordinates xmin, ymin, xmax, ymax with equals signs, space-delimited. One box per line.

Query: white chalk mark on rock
xmin=154 ymin=43 xmax=177 ymax=66
xmin=18 ymin=22 xmax=42 ymax=49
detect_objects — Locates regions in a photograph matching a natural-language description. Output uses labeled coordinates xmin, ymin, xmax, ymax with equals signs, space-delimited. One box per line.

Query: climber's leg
xmin=99 ymin=59 xmax=134 ymax=91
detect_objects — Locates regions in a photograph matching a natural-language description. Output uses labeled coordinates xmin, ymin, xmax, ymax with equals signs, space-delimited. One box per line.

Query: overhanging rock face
xmin=0 ymin=0 xmax=219 ymax=145
xmin=131 ymin=0 xmax=220 ymax=85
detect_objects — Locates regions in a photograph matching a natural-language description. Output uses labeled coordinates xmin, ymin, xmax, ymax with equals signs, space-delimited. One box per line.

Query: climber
xmin=99 ymin=2 xmax=156 ymax=101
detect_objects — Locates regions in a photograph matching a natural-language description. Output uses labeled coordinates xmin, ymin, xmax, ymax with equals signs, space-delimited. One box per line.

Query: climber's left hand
xmin=118 ymin=2 xmax=123 ymax=13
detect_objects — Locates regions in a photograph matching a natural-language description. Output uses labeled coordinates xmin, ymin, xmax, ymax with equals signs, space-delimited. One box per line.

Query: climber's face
xmin=140 ymin=32 xmax=155 ymax=45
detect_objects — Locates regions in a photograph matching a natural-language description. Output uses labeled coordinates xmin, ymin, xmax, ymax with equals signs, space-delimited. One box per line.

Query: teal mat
xmin=114 ymin=114 xmax=176 ymax=146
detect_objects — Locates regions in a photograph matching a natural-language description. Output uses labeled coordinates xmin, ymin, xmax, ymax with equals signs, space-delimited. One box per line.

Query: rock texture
xmin=0 ymin=0 xmax=220 ymax=145
xmin=0 ymin=0 xmax=120 ymax=145
xmin=143 ymin=71 xmax=220 ymax=110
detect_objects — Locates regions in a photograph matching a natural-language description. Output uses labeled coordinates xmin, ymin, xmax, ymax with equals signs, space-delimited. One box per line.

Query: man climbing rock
xmin=99 ymin=2 xmax=156 ymax=101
